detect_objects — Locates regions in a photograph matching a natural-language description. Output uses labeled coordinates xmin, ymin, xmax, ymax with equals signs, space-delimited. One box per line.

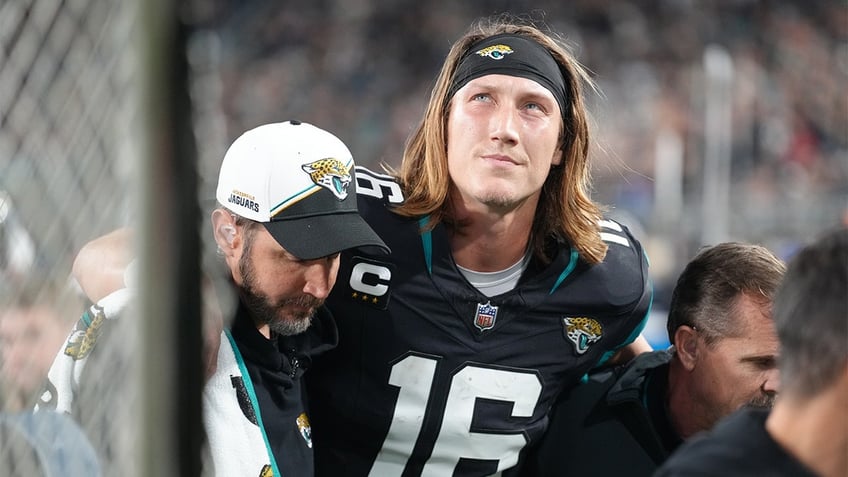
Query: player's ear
xmin=211 ymin=209 xmax=239 ymax=255
xmin=550 ymin=147 xmax=563 ymax=166
xmin=674 ymin=325 xmax=699 ymax=371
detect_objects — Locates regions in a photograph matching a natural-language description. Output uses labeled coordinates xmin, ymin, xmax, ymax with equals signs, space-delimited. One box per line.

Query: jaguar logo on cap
xmin=301 ymin=158 xmax=352 ymax=201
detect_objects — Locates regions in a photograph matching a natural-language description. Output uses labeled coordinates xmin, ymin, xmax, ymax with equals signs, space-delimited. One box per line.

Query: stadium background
xmin=0 ymin=0 xmax=845 ymax=474
xmin=188 ymin=0 xmax=847 ymax=346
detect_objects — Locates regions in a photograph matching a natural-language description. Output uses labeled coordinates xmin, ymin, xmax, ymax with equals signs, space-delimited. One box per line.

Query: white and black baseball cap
xmin=215 ymin=120 xmax=388 ymax=260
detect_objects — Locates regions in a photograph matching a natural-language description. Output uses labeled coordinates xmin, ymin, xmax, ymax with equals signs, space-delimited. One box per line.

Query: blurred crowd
xmin=187 ymin=0 xmax=846 ymax=288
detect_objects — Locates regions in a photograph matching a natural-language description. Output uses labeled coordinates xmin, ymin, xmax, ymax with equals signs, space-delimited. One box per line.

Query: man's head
xmin=666 ymin=242 xmax=785 ymax=436
xmin=772 ymin=228 xmax=847 ymax=400
xmin=211 ymin=121 xmax=387 ymax=335
xmin=0 ymin=278 xmax=77 ymax=410
xmin=395 ymin=15 xmax=608 ymax=265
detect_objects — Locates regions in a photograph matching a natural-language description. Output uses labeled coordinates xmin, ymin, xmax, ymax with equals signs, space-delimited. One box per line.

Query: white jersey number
xmin=355 ymin=166 xmax=405 ymax=204
xmin=369 ymin=354 xmax=542 ymax=476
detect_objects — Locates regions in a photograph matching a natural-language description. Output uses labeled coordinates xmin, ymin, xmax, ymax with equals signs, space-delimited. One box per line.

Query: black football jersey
xmin=307 ymin=167 xmax=652 ymax=477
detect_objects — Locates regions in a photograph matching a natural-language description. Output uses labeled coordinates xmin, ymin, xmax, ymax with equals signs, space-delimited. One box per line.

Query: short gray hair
xmin=667 ymin=242 xmax=785 ymax=345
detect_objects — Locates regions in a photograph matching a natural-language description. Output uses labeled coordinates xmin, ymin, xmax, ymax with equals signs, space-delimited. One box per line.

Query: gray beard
xmin=747 ymin=392 xmax=776 ymax=410
xmin=238 ymin=255 xmax=319 ymax=336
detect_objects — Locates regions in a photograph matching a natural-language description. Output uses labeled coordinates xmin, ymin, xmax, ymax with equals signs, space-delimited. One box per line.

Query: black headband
xmin=448 ymin=33 xmax=568 ymax=119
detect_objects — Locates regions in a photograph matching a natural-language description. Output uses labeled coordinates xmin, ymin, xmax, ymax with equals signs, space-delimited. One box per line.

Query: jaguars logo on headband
xmin=475 ymin=44 xmax=514 ymax=60
xmin=301 ymin=158 xmax=352 ymax=201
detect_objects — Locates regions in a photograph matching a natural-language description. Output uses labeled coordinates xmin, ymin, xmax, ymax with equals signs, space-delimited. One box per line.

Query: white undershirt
xmin=456 ymin=249 xmax=532 ymax=298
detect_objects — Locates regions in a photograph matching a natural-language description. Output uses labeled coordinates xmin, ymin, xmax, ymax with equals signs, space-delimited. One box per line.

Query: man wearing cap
xmin=37 ymin=120 xmax=387 ymax=477
xmin=202 ymin=120 xmax=387 ymax=476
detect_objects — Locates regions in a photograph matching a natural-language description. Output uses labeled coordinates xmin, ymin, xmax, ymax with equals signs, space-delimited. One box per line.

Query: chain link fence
xmin=0 ymin=0 xmax=144 ymax=474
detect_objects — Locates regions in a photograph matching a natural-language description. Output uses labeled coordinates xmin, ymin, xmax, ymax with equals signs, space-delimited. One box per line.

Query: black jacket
xmin=521 ymin=350 xmax=681 ymax=476
xmin=655 ymin=408 xmax=818 ymax=477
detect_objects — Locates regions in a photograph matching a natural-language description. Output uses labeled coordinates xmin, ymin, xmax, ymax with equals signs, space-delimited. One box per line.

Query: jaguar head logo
xmin=301 ymin=158 xmax=351 ymax=200
xmin=563 ymin=317 xmax=603 ymax=355
xmin=475 ymin=44 xmax=514 ymax=60
xmin=297 ymin=412 xmax=312 ymax=448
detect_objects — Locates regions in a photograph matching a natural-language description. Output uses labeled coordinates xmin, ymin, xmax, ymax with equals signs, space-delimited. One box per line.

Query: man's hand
xmin=71 ymin=227 xmax=226 ymax=382
xmin=72 ymin=227 xmax=134 ymax=303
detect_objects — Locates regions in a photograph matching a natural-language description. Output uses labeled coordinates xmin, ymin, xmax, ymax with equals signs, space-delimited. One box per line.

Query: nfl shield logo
xmin=474 ymin=302 xmax=498 ymax=331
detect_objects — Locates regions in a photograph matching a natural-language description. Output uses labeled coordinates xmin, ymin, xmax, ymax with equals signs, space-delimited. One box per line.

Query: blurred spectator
xmin=0 ymin=411 xmax=101 ymax=476
xmin=0 ymin=278 xmax=79 ymax=411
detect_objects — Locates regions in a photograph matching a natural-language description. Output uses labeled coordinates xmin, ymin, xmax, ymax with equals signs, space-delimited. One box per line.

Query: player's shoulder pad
xmin=598 ymin=218 xmax=648 ymax=268
xmin=598 ymin=218 xmax=642 ymax=251
xmin=593 ymin=218 xmax=651 ymax=307
xmin=353 ymin=166 xmax=405 ymax=205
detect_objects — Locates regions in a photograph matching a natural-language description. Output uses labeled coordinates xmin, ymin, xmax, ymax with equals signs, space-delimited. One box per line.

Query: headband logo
xmin=301 ymin=158 xmax=352 ymax=201
xmin=475 ymin=44 xmax=513 ymax=60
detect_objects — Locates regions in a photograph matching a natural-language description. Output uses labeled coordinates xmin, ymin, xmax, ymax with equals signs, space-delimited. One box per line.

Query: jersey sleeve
xmin=593 ymin=219 xmax=654 ymax=367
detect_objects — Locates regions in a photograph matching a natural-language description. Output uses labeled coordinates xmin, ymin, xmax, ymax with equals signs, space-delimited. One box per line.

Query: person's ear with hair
xmin=674 ymin=325 xmax=699 ymax=371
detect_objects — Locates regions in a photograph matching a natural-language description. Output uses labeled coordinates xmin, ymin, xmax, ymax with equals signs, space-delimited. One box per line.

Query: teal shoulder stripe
xmin=419 ymin=216 xmax=432 ymax=275
xmin=549 ymin=247 xmax=579 ymax=294
xmin=224 ymin=330 xmax=282 ymax=477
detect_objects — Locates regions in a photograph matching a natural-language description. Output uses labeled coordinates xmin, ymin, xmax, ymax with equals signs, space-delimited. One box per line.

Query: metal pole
xmin=654 ymin=127 xmax=684 ymax=229
xmin=138 ymin=0 xmax=203 ymax=475
xmin=701 ymin=44 xmax=734 ymax=245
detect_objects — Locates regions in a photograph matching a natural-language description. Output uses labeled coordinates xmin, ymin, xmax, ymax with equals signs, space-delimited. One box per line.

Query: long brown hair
xmin=394 ymin=14 xmax=608 ymax=264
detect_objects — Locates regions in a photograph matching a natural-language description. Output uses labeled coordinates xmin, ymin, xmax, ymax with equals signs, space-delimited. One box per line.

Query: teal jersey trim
xmin=595 ymin=280 xmax=654 ymax=369
xmin=224 ymin=329 xmax=282 ymax=477
xmin=419 ymin=216 xmax=433 ymax=275
xmin=549 ymin=247 xmax=579 ymax=294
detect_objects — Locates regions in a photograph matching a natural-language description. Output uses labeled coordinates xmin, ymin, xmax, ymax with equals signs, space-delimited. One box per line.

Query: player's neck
xmin=448 ymin=211 xmax=533 ymax=272
xmin=666 ymin=358 xmax=706 ymax=440
xmin=447 ymin=192 xmax=537 ymax=271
